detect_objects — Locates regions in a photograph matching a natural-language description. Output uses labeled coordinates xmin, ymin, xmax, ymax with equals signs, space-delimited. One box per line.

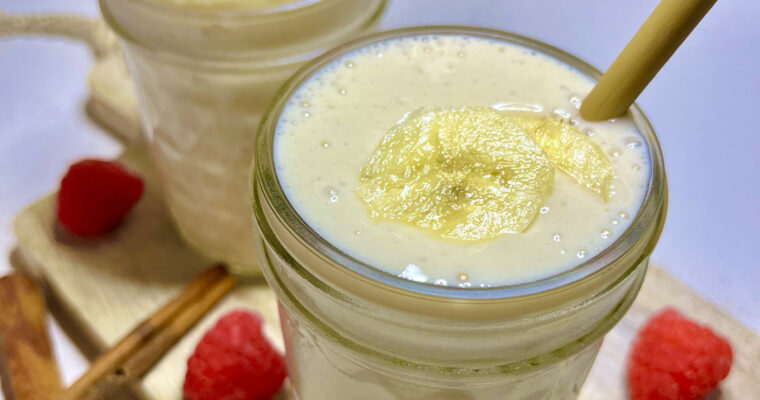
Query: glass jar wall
xmin=252 ymin=27 xmax=667 ymax=399
xmin=101 ymin=0 xmax=387 ymax=272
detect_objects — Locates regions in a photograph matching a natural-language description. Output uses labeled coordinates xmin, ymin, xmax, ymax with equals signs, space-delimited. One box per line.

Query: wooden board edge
xmin=10 ymin=247 xmax=147 ymax=400
xmin=648 ymin=266 xmax=759 ymax=346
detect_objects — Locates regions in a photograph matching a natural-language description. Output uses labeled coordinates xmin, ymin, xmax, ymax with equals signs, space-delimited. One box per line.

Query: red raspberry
xmin=184 ymin=310 xmax=287 ymax=400
xmin=57 ymin=159 xmax=144 ymax=236
xmin=627 ymin=308 xmax=733 ymax=400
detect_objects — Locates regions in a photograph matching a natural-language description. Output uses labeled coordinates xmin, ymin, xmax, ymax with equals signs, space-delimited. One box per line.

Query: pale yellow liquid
xmin=274 ymin=34 xmax=650 ymax=287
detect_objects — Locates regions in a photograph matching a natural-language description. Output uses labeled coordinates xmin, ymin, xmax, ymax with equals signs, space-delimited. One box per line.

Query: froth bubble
xmin=553 ymin=109 xmax=572 ymax=119
xmin=400 ymin=264 xmax=428 ymax=283
xmin=325 ymin=187 xmax=340 ymax=204
xmin=569 ymin=95 xmax=582 ymax=109
xmin=625 ymin=138 xmax=642 ymax=149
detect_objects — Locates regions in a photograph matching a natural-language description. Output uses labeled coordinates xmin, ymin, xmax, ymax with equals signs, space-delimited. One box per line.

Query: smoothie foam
xmin=273 ymin=34 xmax=650 ymax=287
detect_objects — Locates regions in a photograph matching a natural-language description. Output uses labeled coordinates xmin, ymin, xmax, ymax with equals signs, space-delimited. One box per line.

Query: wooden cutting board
xmin=12 ymin=147 xmax=760 ymax=399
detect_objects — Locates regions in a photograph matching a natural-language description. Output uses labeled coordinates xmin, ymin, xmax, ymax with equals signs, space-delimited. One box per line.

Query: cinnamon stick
xmin=0 ymin=273 xmax=63 ymax=400
xmin=62 ymin=265 xmax=236 ymax=400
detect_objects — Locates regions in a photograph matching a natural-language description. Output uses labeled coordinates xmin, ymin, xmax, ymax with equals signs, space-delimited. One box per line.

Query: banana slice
xmin=513 ymin=115 xmax=615 ymax=200
xmin=357 ymin=107 xmax=554 ymax=241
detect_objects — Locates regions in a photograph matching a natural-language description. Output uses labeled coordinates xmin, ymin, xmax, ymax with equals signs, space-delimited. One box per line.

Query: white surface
xmin=0 ymin=0 xmax=758 ymax=392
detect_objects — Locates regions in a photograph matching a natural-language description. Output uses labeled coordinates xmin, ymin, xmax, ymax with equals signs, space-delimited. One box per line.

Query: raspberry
xmin=627 ymin=308 xmax=733 ymax=400
xmin=57 ymin=159 xmax=144 ymax=236
xmin=184 ymin=310 xmax=287 ymax=400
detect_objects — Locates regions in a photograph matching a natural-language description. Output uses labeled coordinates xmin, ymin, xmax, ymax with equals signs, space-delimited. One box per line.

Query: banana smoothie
xmin=254 ymin=27 xmax=666 ymax=400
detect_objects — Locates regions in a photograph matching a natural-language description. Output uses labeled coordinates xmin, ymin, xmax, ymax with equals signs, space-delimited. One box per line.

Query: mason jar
xmin=253 ymin=27 xmax=667 ymax=399
xmin=99 ymin=0 xmax=387 ymax=273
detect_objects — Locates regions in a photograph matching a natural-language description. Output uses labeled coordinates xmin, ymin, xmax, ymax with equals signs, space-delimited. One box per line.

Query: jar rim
xmin=99 ymin=0 xmax=389 ymax=66
xmin=104 ymin=0 xmax=334 ymax=19
xmin=254 ymin=26 xmax=668 ymax=303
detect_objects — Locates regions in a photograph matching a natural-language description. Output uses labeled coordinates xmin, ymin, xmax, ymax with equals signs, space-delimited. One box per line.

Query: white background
xmin=1 ymin=0 xmax=758 ymax=389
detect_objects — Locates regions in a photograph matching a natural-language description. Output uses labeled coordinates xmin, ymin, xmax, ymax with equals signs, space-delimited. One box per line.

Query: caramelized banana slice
xmin=514 ymin=116 xmax=615 ymax=199
xmin=357 ymin=107 xmax=554 ymax=241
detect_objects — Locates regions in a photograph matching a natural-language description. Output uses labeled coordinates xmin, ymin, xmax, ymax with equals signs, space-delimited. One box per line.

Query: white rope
xmin=0 ymin=12 xmax=119 ymax=58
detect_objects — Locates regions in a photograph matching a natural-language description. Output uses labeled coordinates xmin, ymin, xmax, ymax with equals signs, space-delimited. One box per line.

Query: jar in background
xmin=253 ymin=27 xmax=668 ymax=399
xmin=100 ymin=0 xmax=387 ymax=273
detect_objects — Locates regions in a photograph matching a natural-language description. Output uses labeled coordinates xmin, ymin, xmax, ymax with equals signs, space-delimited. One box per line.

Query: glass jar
xmin=253 ymin=27 xmax=667 ymax=399
xmin=100 ymin=0 xmax=387 ymax=273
